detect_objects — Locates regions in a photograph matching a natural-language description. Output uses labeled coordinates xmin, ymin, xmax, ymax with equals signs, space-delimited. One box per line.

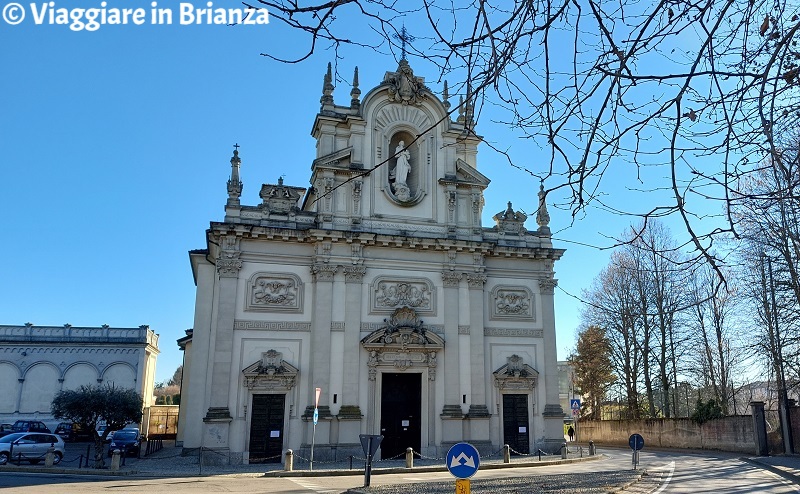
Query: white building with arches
xmin=0 ymin=323 xmax=159 ymax=426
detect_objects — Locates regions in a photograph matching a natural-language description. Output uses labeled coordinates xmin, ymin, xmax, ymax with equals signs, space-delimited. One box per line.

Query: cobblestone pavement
xmin=8 ymin=440 xmax=796 ymax=493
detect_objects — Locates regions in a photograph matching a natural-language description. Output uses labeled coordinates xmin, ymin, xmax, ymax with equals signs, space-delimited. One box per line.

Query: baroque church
xmin=179 ymin=59 xmax=565 ymax=465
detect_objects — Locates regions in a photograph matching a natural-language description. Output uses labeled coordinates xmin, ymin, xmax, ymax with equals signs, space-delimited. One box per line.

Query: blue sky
xmin=0 ymin=2 xmax=704 ymax=384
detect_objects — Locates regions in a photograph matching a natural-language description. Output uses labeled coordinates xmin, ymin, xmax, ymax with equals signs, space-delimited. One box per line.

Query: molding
xmin=441 ymin=271 xmax=462 ymax=288
xmin=458 ymin=326 xmax=470 ymax=335
xmin=331 ymin=322 xmax=345 ymax=331
xmin=234 ymin=321 xmax=312 ymax=332
xmin=484 ymin=328 xmax=544 ymax=338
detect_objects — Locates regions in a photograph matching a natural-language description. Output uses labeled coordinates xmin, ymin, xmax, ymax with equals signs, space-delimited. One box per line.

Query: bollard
xmin=579 ymin=446 xmax=583 ymax=458
xmin=503 ymin=444 xmax=510 ymax=463
xmin=284 ymin=449 xmax=293 ymax=471
xmin=111 ymin=449 xmax=121 ymax=471
xmin=349 ymin=455 xmax=353 ymax=470
xmin=538 ymin=449 xmax=542 ymax=461
xmin=561 ymin=442 xmax=567 ymax=459
xmin=405 ymin=447 xmax=414 ymax=468
xmin=589 ymin=440 xmax=596 ymax=456
xmin=45 ymin=447 xmax=55 ymax=467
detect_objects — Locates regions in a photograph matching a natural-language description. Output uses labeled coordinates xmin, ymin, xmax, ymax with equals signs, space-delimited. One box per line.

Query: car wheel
xmin=0 ymin=452 xmax=8 ymax=465
xmin=52 ymin=452 xmax=62 ymax=465
xmin=29 ymin=459 xmax=41 ymax=465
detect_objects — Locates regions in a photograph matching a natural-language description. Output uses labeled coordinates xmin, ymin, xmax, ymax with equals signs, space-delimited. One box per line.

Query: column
xmin=440 ymin=270 xmax=463 ymax=445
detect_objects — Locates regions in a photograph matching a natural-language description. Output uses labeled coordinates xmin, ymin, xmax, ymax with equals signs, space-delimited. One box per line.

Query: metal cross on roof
xmin=233 ymin=143 xmax=240 ymax=151
xmin=393 ymin=25 xmax=415 ymax=60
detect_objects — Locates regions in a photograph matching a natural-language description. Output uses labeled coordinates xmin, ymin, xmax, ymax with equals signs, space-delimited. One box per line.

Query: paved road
xmin=0 ymin=447 xmax=797 ymax=493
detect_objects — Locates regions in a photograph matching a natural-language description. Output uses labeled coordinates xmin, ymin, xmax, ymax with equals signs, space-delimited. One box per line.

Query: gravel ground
xmin=348 ymin=470 xmax=647 ymax=494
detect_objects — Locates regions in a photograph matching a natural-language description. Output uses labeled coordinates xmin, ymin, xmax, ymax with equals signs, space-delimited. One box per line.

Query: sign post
xmin=309 ymin=387 xmax=321 ymax=470
xmin=359 ymin=434 xmax=383 ymax=487
xmin=628 ymin=433 xmax=644 ymax=469
xmin=446 ymin=442 xmax=480 ymax=494
xmin=570 ymin=399 xmax=581 ymax=441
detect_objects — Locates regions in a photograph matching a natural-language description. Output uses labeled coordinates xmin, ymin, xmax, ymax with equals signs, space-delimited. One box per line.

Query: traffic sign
xmin=312 ymin=407 xmax=319 ymax=425
xmin=629 ymin=433 xmax=644 ymax=451
xmin=359 ymin=434 xmax=383 ymax=457
xmin=570 ymin=398 xmax=581 ymax=410
xmin=571 ymin=408 xmax=580 ymax=417
xmin=446 ymin=442 xmax=481 ymax=479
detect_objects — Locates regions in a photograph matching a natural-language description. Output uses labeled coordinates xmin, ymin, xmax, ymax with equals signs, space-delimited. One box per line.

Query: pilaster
xmin=538 ymin=277 xmax=563 ymax=450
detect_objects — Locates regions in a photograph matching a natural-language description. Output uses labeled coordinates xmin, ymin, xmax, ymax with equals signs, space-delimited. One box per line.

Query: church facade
xmin=180 ymin=60 xmax=565 ymax=465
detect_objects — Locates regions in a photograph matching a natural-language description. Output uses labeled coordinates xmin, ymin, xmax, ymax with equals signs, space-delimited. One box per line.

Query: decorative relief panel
xmin=491 ymin=285 xmax=534 ymax=321
xmin=246 ymin=273 xmax=303 ymax=313
xmin=370 ymin=276 xmax=435 ymax=315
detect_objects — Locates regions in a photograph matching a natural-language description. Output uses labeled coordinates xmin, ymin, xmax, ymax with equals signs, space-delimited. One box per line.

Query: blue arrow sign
xmin=446 ymin=442 xmax=480 ymax=479
xmin=313 ymin=407 xmax=319 ymax=425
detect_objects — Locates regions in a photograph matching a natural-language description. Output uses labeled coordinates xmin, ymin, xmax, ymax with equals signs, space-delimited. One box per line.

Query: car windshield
xmin=0 ymin=433 xmax=27 ymax=443
xmin=113 ymin=431 xmax=138 ymax=439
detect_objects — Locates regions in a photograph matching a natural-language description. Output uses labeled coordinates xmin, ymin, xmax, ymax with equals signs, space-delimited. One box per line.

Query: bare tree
xmin=251 ymin=0 xmax=800 ymax=270
xmin=582 ymin=250 xmax=643 ymax=419
xmin=686 ymin=263 xmax=741 ymax=415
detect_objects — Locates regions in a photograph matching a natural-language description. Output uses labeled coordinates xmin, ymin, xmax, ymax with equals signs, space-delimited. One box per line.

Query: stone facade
xmin=180 ymin=59 xmax=565 ymax=465
xmin=0 ymin=323 xmax=160 ymax=425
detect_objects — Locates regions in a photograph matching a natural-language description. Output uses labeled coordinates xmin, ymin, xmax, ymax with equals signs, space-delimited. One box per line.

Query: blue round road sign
xmin=629 ymin=433 xmax=644 ymax=451
xmin=446 ymin=442 xmax=480 ymax=479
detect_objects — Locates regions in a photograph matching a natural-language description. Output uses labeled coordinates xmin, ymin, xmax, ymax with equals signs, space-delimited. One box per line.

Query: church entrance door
xmin=502 ymin=394 xmax=530 ymax=454
xmin=248 ymin=393 xmax=285 ymax=463
xmin=380 ymin=372 xmax=421 ymax=459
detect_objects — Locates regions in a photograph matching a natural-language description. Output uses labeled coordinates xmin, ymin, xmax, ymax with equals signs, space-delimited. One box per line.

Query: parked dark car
xmin=54 ymin=422 xmax=91 ymax=442
xmin=0 ymin=424 xmax=13 ymax=438
xmin=108 ymin=428 xmax=142 ymax=456
xmin=11 ymin=420 xmax=50 ymax=434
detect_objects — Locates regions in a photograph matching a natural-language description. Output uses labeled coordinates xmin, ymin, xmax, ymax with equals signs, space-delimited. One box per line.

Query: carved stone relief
xmin=493 ymin=354 xmax=539 ymax=390
xmin=242 ymin=350 xmax=299 ymax=391
xmin=246 ymin=273 xmax=303 ymax=313
xmin=370 ymin=276 xmax=434 ymax=314
xmin=361 ymin=307 xmax=444 ymax=381
xmin=491 ymin=285 xmax=534 ymax=320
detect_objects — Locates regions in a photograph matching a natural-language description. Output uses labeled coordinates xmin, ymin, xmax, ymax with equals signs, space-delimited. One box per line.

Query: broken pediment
xmin=493 ymin=354 xmax=539 ymax=390
xmin=242 ymin=349 xmax=299 ymax=391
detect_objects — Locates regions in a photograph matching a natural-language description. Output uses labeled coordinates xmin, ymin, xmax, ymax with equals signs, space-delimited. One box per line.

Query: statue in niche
xmin=390 ymin=141 xmax=412 ymax=201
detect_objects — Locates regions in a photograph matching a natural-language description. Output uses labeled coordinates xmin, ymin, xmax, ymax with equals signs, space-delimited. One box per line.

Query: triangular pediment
xmin=451 ymin=159 xmax=491 ymax=187
xmin=312 ymin=147 xmax=354 ymax=170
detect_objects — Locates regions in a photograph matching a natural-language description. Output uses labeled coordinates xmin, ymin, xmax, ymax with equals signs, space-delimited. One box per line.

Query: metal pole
xmin=310 ymin=420 xmax=317 ymax=470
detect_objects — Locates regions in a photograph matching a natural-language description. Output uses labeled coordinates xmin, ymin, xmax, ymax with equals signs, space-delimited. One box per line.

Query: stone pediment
xmin=439 ymin=159 xmax=490 ymax=188
xmin=242 ymin=349 xmax=299 ymax=391
xmin=312 ymin=147 xmax=354 ymax=169
xmin=493 ymin=354 xmax=539 ymax=390
xmin=361 ymin=307 xmax=444 ymax=381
